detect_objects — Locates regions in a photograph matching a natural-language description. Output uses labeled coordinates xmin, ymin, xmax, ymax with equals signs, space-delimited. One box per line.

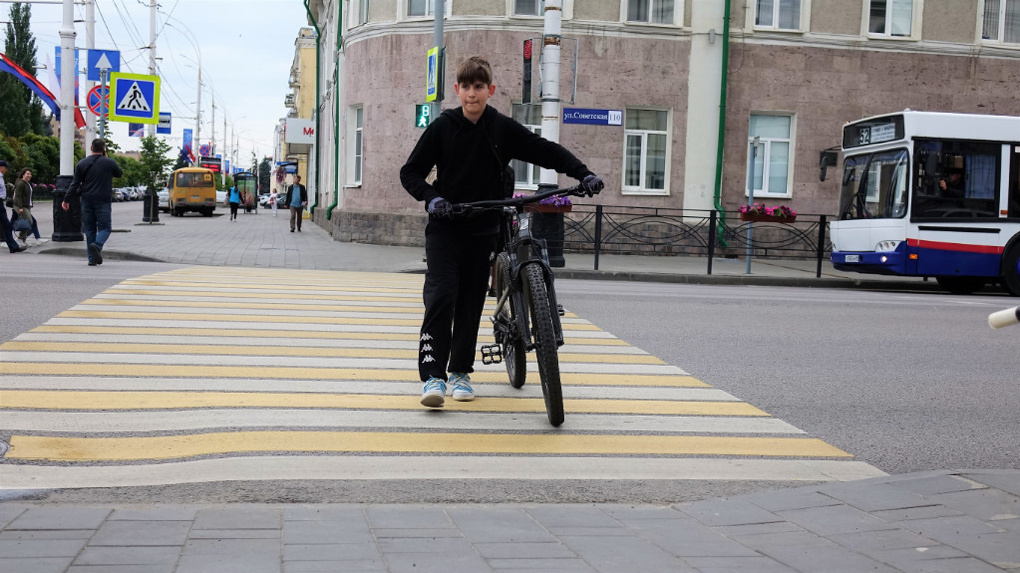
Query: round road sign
xmin=87 ymin=85 xmax=110 ymax=116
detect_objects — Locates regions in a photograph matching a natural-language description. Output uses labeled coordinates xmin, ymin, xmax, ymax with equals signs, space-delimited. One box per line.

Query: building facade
xmin=277 ymin=27 xmax=319 ymax=195
xmin=302 ymin=0 xmax=1020 ymax=246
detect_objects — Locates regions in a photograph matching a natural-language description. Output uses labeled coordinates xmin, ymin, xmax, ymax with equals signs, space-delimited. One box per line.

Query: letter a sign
xmin=108 ymin=72 xmax=161 ymax=124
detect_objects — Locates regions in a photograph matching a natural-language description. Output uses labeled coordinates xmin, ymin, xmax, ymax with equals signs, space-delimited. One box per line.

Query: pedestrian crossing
xmin=0 ymin=267 xmax=885 ymax=489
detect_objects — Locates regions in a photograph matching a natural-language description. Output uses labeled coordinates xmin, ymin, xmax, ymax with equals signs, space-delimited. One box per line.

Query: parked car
xmin=216 ymin=189 xmax=227 ymax=204
xmin=157 ymin=189 xmax=170 ymax=212
xmin=258 ymin=194 xmax=273 ymax=208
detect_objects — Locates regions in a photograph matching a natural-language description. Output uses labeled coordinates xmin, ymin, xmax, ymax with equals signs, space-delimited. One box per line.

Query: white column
xmin=85 ymin=0 xmax=96 ymax=145
xmin=682 ymin=0 xmax=726 ymax=212
xmin=59 ymin=0 xmax=76 ymax=175
xmin=148 ymin=0 xmax=157 ymax=137
xmin=539 ymin=0 xmax=563 ymax=186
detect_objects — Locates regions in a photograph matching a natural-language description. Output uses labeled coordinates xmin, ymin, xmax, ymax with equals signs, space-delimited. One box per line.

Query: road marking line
xmin=0 ymin=457 xmax=887 ymax=489
xmin=0 ymin=342 xmax=665 ymax=364
xmin=1 ymin=409 xmax=800 ymax=434
xmin=0 ymin=390 xmax=761 ymax=415
xmin=6 ymin=431 xmax=849 ymax=461
xmin=0 ymin=364 xmax=704 ymax=386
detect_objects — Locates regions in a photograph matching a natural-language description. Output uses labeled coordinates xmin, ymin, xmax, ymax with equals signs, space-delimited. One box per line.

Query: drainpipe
xmin=326 ymin=8 xmax=342 ymax=220
xmin=303 ymin=0 xmax=322 ymax=215
xmin=711 ymin=0 xmax=732 ymax=245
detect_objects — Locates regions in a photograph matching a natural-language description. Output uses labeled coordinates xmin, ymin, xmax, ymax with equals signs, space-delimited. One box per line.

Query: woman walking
xmin=227 ymin=185 xmax=241 ymax=221
xmin=12 ymin=168 xmax=35 ymax=243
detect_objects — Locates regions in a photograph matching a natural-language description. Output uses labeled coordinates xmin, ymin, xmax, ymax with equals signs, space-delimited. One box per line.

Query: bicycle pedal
xmin=480 ymin=344 xmax=502 ymax=365
xmin=557 ymin=304 xmax=565 ymax=317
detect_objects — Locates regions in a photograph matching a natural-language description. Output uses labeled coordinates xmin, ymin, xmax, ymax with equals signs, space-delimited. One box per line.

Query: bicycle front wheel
xmin=495 ymin=252 xmax=527 ymax=389
xmin=523 ymin=263 xmax=563 ymax=426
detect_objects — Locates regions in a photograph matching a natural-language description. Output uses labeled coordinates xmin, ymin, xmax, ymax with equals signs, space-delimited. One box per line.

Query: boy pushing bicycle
xmin=400 ymin=55 xmax=603 ymax=409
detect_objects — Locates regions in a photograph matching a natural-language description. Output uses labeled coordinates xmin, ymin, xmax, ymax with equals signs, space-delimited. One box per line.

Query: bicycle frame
xmin=492 ymin=207 xmax=565 ymax=350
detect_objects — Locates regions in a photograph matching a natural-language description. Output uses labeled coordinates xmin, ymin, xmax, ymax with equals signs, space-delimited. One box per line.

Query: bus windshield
xmin=838 ymin=149 xmax=909 ymax=220
xmin=175 ymin=172 xmax=214 ymax=188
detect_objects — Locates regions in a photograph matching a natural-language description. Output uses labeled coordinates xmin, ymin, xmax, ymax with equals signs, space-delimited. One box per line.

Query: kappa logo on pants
xmin=420 ymin=333 xmax=433 ymax=341
xmin=421 ymin=355 xmax=436 ymax=364
xmin=421 ymin=344 xmax=433 ymax=352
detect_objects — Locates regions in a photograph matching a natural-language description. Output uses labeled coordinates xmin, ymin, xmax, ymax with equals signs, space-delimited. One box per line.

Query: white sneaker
xmin=421 ymin=377 xmax=446 ymax=408
xmin=449 ymin=372 xmax=475 ymax=401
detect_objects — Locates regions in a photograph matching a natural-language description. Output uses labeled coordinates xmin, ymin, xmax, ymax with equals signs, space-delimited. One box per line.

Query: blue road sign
xmin=86 ymin=49 xmax=120 ymax=81
xmin=108 ymin=72 xmax=160 ymax=124
xmin=157 ymin=112 xmax=171 ymax=134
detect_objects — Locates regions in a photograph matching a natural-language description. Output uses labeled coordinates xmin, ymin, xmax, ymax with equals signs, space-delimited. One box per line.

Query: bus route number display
xmin=843 ymin=116 xmax=904 ymax=149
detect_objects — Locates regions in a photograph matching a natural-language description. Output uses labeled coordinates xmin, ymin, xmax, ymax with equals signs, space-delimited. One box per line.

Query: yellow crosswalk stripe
xmin=0 ymin=390 xmax=757 ymax=415
xmin=55 ymin=310 xmax=604 ymax=331
xmin=0 ymin=365 xmax=707 ymax=386
xmin=28 ymin=325 xmax=630 ymax=345
xmin=0 ymin=341 xmax=665 ymax=364
xmin=6 ymin=431 xmax=850 ymax=462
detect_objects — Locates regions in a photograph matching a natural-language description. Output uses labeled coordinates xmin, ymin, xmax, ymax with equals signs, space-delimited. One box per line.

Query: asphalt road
xmin=556 ymin=280 xmax=1020 ymax=477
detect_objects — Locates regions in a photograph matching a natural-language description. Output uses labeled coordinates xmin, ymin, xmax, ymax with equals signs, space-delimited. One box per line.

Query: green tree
xmin=258 ymin=157 xmax=272 ymax=195
xmin=111 ymin=154 xmax=145 ymax=187
xmin=0 ymin=2 xmax=47 ymax=137
xmin=138 ymin=135 xmax=173 ymax=194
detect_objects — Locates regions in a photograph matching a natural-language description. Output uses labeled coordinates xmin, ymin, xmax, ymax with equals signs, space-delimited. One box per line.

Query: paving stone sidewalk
xmin=2 ymin=470 xmax=1018 ymax=573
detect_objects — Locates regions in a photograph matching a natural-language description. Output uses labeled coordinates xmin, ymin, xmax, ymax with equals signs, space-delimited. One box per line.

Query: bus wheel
xmin=201 ymin=209 xmax=213 ymax=217
xmin=935 ymin=276 xmax=986 ymax=295
xmin=1001 ymin=245 xmax=1020 ymax=297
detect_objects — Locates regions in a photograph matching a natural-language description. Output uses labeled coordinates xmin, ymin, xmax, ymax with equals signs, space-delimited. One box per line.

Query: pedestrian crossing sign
xmin=107 ymin=72 xmax=161 ymax=124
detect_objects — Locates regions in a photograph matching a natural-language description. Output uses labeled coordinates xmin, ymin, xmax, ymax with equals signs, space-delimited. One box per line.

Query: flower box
xmin=739 ymin=212 xmax=797 ymax=223
xmin=525 ymin=203 xmax=572 ymax=214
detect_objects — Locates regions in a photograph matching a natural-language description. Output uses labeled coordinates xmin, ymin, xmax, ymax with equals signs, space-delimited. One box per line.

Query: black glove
xmin=427 ymin=197 xmax=453 ymax=218
xmin=580 ymin=173 xmax=604 ymax=197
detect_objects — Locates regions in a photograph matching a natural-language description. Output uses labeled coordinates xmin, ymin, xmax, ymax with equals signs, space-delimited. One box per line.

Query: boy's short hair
xmin=456 ymin=56 xmax=493 ymax=86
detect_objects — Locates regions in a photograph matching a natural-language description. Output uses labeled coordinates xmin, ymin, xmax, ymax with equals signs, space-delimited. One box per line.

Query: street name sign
xmin=562 ymin=108 xmax=623 ymax=126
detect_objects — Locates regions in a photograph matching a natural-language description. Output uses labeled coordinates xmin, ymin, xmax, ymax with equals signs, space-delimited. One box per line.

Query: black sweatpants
xmin=418 ymin=224 xmax=497 ymax=382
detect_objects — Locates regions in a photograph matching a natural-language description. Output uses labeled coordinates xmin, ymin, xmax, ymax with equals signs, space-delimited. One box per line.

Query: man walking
xmin=285 ymin=175 xmax=307 ymax=232
xmin=62 ymin=139 xmax=123 ymax=266
xmin=0 ymin=160 xmax=27 ymax=253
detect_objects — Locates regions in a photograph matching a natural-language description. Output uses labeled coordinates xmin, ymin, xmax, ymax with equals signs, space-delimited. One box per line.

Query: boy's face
xmin=455 ymin=80 xmax=495 ymax=121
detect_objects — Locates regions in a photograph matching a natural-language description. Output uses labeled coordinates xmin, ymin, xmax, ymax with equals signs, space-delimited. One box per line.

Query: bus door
xmin=912 ymin=140 xmax=1003 ymax=277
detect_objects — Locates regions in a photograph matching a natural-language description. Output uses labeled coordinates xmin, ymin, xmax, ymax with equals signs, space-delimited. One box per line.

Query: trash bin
xmin=142 ymin=189 xmax=159 ymax=223
xmin=51 ymin=174 xmax=84 ymax=242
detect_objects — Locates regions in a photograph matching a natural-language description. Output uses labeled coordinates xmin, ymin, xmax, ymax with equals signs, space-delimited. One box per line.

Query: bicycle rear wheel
xmin=523 ymin=263 xmax=564 ymax=426
xmin=496 ymin=253 xmax=527 ymax=388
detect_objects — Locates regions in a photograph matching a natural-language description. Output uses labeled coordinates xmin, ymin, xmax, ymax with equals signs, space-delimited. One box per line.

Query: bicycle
xmin=448 ymin=183 xmax=600 ymax=426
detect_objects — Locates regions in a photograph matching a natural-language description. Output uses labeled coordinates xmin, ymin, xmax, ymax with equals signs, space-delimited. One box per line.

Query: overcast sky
xmin=4 ymin=0 xmax=310 ymax=167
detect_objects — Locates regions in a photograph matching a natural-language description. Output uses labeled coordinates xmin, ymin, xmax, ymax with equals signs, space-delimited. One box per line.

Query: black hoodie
xmin=400 ymin=105 xmax=592 ymax=235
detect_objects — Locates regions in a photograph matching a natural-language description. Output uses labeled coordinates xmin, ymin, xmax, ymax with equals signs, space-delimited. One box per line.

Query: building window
xmin=409 ymin=0 xmax=433 ymax=17
xmin=515 ymin=0 xmax=544 ymax=16
xmin=747 ymin=114 xmax=793 ymax=197
xmin=755 ymin=0 xmax=801 ymax=30
xmin=511 ymin=104 xmax=541 ymax=188
xmin=626 ymin=0 xmax=675 ymax=24
xmin=982 ymin=0 xmax=1020 ymax=42
xmin=358 ymin=0 xmax=370 ymax=25
xmin=348 ymin=107 xmax=363 ymax=185
xmin=623 ymin=109 xmax=668 ymax=194
xmin=868 ymin=0 xmax=912 ymax=37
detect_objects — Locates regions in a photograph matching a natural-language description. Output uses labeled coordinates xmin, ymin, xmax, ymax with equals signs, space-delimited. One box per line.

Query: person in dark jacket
xmin=0 ymin=160 xmax=27 ymax=253
xmin=399 ymin=55 xmax=603 ymax=408
xmin=285 ymin=175 xmax=308 ymax=232
xmin=62 ymin=138 xmax=123 ymax=266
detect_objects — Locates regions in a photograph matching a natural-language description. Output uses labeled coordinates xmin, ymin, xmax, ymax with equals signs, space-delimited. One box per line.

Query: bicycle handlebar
xmin=988 ymin=306 xmax=1020 ymax=329
xmin=449 ymin=184 xmax=587 ymax=213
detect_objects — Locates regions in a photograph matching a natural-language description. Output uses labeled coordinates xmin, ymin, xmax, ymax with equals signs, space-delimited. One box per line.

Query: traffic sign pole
xmin=99 ymin=69 xmax=107 ymax=139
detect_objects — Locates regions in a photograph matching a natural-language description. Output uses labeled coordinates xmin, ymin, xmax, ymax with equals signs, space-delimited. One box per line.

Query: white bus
xmin=829 ymin=111 xmax=1020 ymax=295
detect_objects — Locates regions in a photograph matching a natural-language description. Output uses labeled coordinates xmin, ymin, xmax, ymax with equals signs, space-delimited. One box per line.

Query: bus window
xmin=1010 ymin=145 xmax=1020 ymax=218
xmin=838 ymin=149 xmax=909 ymax=220
xmin=912 ymin=139 xmax=999 ymax=219
xmin=176 ymin=172 xmax=214 ymax=187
